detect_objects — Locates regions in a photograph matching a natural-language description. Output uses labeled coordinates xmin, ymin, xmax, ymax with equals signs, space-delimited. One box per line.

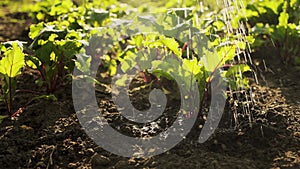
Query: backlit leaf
xmin=0 ymin=43 xmax=25 ymax=78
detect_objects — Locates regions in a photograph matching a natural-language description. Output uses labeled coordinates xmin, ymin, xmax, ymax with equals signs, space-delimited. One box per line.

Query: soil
xmin=0 ymin=10 xmax=300 ymax=169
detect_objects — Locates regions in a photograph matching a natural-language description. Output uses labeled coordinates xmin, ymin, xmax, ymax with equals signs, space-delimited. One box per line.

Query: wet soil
xmin=0 ymin=11 xmax=300 ymax=169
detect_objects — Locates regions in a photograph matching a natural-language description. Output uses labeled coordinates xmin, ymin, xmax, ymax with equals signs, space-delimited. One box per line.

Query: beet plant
xmin=27 ymin=24 xmax=83 ymax=94
xmin=0 ymin=41 xmax=25 ymax=115
xmin=239 ymin=0 xmax=300 ymax=64
xmin=26 ymin=0 xmax=124 ymax=94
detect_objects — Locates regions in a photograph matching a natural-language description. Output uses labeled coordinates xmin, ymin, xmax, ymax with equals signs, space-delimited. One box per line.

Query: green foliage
xmin=0 ymin=0 xmax=253 ymax=119
xmin=29 ymin=0 xmax=75 ymax=22
xmin=241 ymin=0 xmax=300 ymax=63
xmin=0 ymin=42 xmax=25 ymax=77
xmin=26 ymin=0 xmax=132 ymax=93
xmin=0 ymin=0 xmax=9 ymax=6
xmin=101 ymin=8 xmax=252 ymax=100
xmin=225 ymin=64 xmax=251 ymax=90
xmin=28 ymin=24 xmax=84 ymax=93
xmin=0 ymin=42 xmax=26 ymax=115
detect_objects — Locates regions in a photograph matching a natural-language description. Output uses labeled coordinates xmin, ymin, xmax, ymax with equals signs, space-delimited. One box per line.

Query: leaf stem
xmin=199 ymin=45 xmax=234 ymax=114
xmin=9 ymin=77 xmax=12 ymax=115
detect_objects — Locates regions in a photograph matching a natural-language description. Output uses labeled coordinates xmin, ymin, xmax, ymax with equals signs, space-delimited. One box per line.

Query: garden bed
xmin=0 ymin=3 xmax=300 ymax=169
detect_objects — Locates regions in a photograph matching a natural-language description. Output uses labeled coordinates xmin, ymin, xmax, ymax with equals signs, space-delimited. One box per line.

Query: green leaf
xmin=34 ymin=41 xmax=55 ymax=64
xmin=75 ymin=54 xmax=92 ymax=74
xmin=138 ymin=15 xmax=164 ymax=33
xmin=121 ymin=51 xmax=137 ymax=73
xmin=182 ymin=58 xmax=200 ymax=75
xmin=26 ymin=60 xmax=37 ymax=69
xmin=49 ymin=0 xmax=73 ymax=16
xmin=152 ymin=69 xmax=173 ymax=80
xmin=278 ymin=11 xmax=289 ymax=28
xmin=49 ymin=34 xmax=58 ymax=41
xmin=29 ymin=23 xmax=45 ymax=40
xmin=130 ymin=34 xmax=143 ymax=48
xmin=115 ymin=74 xmax=128 ymax=87
xmin=108 ymin=60 xmax=117 ymax=76
xmin=50 ymin=51 xmax=56 ymax=61
xmin=88 ymin=9 xmax=110 ymax=25
xmin=225 ymin=64 xmax=251 ymax=77
xmin=26 ymin=56 xmax=41 ymax=69
xmin=0 ymin=43 xmax=25 ymax=78
xmin=159 ymin=36 xmax=182 ymax=57
xmin=33 ymin=94 xmax=57 ymax=101
xmin=36 ymin=12 xmax=45 ymax=21
xmin=29 ymin=25 xmax=67 ymax=49
xmin=203 ymin=49 xmax=219 ymax=72
xmin=172 ymin=8 xmax=193 ymax=20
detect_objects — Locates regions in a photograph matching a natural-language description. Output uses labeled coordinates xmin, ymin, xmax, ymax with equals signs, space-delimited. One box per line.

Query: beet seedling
xmin=28 ymin=24 xmax=83 ymax=94
xmin=0 ymin=42 xmax=25 ymax=115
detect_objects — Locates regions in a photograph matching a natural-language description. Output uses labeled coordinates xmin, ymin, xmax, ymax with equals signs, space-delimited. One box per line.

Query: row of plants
xmin=0 ymin=0 xmax=253 ymax=121
xmin=0 ymin=0 xmax=118 ymax=119
xmin=238 ymin=0 xmax=300 ymax=64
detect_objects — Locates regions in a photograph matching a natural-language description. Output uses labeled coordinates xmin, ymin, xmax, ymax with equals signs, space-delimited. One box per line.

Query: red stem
xmin=199 ymin=45 xmax=234 ymax=114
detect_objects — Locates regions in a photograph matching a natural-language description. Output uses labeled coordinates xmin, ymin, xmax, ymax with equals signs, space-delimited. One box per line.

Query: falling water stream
xmin=215 ymin=0 xmax=257 ymax=128
xmin=196 ymin=0 xmax=257 ymax=129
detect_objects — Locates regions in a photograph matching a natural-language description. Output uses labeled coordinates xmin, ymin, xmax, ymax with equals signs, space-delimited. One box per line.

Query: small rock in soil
xmin=91 ymin=154 xmax=111 ymax=167
xmin=86 ymin=148 xmax=95 ymax=156
xmin=114 ymin=160 xmax=129 ymax=168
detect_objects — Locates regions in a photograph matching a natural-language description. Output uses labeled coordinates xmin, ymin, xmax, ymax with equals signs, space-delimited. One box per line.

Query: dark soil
xmin=0 ymin=11 xmax=300 ymax=169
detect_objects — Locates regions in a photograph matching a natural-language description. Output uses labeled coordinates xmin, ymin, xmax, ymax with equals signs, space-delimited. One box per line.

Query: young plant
xmin=0 ymin=42 xmax=25 ymax=115
xmin=27 ymin=24 xmax=83 ymax=94
xmin=28 ymin=0 xmax=75 ymax=22
xmin=240 ymin=0 xmax=300 ymax=63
